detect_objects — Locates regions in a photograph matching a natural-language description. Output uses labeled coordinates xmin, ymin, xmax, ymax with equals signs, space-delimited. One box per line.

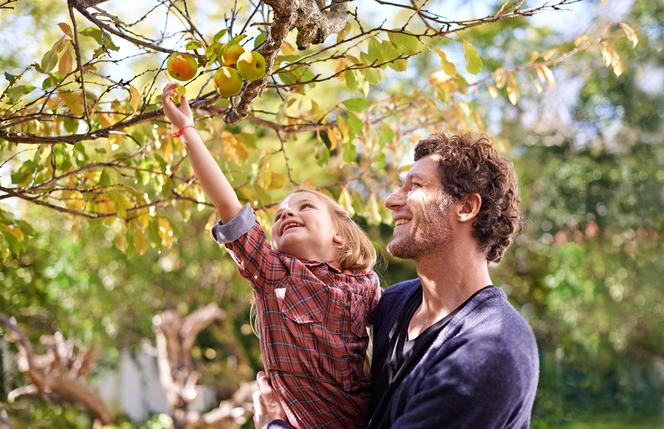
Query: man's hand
xmin=253 ymin=371 xmax=287 ymax=429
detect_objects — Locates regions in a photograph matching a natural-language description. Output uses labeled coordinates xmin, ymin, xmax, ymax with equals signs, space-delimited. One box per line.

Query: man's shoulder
xmin=437 ymin=288 xmax=539 ymax=375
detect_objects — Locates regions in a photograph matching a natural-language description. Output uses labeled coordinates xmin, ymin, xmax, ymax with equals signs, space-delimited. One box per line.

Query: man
xmin=254 ymin=131 xmax=539 ymax=428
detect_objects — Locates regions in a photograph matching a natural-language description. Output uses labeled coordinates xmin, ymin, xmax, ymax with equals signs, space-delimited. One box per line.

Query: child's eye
xmin=275 ymin=213 xmax=282 ymax=221
xmin=301 ymin=203 xmax=313 ymax=209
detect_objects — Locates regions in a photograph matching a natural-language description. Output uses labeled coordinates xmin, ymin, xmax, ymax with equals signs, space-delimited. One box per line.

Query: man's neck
xmin=409 ymin=245 xmax=491 ymax=336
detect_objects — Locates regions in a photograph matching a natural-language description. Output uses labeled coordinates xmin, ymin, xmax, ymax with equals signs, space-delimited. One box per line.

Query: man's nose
xmin=385 ymin=188 xmax=405 ymax=211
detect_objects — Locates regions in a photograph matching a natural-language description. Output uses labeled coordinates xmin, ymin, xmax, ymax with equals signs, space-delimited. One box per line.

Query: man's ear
xmin=457 ymin=193 xmax=482 ymax=223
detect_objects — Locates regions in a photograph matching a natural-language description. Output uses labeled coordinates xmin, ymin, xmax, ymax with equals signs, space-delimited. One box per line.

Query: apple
xmin=237 ymin=51 xmax=266 ymax=81
xmin=214 ymin=66 xmax=243 ymax=97
xmin=222 ymin=44 xmax=245 ymax=66
xmin=166 ymin=53 xmax=198 ymax=81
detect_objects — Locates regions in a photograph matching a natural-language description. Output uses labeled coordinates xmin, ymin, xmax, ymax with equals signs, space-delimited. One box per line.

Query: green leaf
xmin=378 ymin=123 xmax=394 ymax=148
xmin=213 ymin=29 xmax=228 ymax=43
xmin=367 ymin=38 xmax=382 ymax=64
xmin=388 ymin=32 xmax=422 ymax=55
xmin=80 ymin=27 xmax=103 ymax=45
xmin=64 ymin=117 xmax=78 ymax=133
xmin=388 ymin=59 xmax=408 ymax=72
xmin=342 ymin=98 xmax=370 ymax=112
xmin=254 ymin=32 xmax=267 ymax=49
xmin=4 ymin=72 xmax=17 ymax=85
xmin=315 ymin=143 xmax=330 ymax=166
xmin=345 ymin=111 xmax=363 ymax=142
xmin=102 ymin=33 xmax=120 ymax=51
xmin=344 ymin=70 xmax=358 ymax=92
xmin=227 ymin=34 xmax=246 ymax=46
xmin=380 ymin=40 xmax=399 ymax=62
xmin=40 ymin=49 xmax=59 ymax=74
xmin=343 ymin=141 xmax=356 ymax=163
xmin=186 ymin=40 xmax=203 ymax=50
xmin=361 ymin=67 xmax=382 ymax=85
xmin=463 ymin=40 xmax=483 ymax=74
xmin=100 ymin=169 xmax=111 ymax=186
xmin=6 ymin=85 xmax=36 ymax=101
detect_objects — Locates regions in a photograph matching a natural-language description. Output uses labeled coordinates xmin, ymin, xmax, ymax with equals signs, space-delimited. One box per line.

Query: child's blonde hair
xmin=291 ymin=189 xmax=377 ymax=272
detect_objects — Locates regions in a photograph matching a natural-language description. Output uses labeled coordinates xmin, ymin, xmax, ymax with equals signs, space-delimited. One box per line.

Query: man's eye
xmin=411 ymin=182 xmax=422 ymax=189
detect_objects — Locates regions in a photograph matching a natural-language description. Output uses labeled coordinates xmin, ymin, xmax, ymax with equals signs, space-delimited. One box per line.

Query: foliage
xmin=1 ymin=0 xmax=661 ymax=427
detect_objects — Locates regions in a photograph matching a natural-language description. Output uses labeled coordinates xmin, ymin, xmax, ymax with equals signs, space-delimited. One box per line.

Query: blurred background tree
xmin=0 ymin=0 xmax=662 ymax=428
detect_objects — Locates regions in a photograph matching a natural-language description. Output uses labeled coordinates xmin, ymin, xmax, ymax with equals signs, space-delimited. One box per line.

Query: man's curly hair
xmin=414 ymin=131 xmax=522 ymax=262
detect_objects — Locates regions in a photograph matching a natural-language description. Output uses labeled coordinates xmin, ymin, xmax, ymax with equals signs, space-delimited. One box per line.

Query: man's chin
xmin=387 ymin=239 xmax=415 ymax=259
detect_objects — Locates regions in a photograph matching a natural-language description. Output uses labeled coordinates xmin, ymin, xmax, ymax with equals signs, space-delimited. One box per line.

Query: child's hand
xmin=162 ymin=83 xmax=194 ymax=130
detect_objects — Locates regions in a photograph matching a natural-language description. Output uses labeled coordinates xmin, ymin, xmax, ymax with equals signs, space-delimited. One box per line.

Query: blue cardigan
xmin=368 ymin=279 xmax=539 ymax=428
xmin=268 ymin=279 xmax=539 ymax=428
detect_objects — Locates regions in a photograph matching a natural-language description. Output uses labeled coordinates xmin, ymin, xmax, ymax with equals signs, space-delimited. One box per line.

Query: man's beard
xmin=387 ymin=192 xmax=452 ymax=259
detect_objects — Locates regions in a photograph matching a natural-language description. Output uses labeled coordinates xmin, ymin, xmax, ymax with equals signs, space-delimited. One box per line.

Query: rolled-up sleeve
xmin=211 ymin=205 xmax=287 ymax=294
xmin=211 ymin=204 xmax=256 ymax=243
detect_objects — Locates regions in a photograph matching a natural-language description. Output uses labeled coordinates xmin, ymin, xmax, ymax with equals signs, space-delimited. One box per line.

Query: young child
xmin=162 ymin=83 xmax=382 ymax=429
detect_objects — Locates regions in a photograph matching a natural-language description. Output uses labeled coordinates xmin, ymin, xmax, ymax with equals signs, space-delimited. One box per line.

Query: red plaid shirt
xmin=213 ymin=206 xmax=382 ymax=429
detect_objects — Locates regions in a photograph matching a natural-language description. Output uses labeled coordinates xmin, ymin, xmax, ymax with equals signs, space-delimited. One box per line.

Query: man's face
xmin=385 ymin=155 xmax=453 ymax=259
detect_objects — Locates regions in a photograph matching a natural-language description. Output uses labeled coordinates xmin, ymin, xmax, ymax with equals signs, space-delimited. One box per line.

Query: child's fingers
xmin=180 ymin=95 xmax=192 ymax=115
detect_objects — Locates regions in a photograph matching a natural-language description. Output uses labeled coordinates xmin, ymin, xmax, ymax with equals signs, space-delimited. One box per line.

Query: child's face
xmin=270 ymin=192 xmax=340 ymax=264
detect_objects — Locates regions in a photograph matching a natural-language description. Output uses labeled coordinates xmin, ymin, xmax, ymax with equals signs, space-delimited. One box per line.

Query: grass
xmin=534 ymin=413 xmax=663 ymax=429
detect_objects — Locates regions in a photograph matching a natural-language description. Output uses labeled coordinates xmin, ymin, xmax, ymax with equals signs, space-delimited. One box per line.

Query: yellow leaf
xmin=58 ymin=22 xmax=73 ymax=38
xmin=366 ymin=192 xmax=381 ymax=225
xmin=64 ymin=190 xmax=85 ymax=211
xmin=327 ymin=127 xmax=341 ymax=151
xmin=280 ymin=41 xmax=296 ymax=56
xmin=494 ymin=68 xmax=507 ymax=89
xmin=535 ymin=64 xmax=555 ymax=88
xmin=337 ymin=114 xmax=349 ymax=142
xmin=610 ymin=50 xmax=624 ymax=76
xmin=619 ymin=23 xmax=638 ymax=48
xmin=338 ymin=187 xmax=355 ymax=216
xmin=157 ymin=217 xmax=174 ymax=249
xmin=59 ymin=49 xmax=73 ymax=76
xmin=58 ymin=90 xmax=84 ymax=116
xmin=506 ymin=72 xmax=519 ymax=105
xmin=432 ymin=47 xmax=457 ymax=76
xmin=258 ymin=159 xmax=272 ymax=189
xmin=269 ymin=172 xmax=287 ymax=189
xmin=600 ymin=42 xmax=614 ymax=67
xmin=574 ymin=35 xmax=591 ymax=47
xmin=471 ymin=109 xmax=484 ymax=130
xmin=300 ymin=179 xmax=317 ymax=190
xmin=97 ymin=197 xmax=114 ymax=214
xmin=133 ymin=225 xmax=148 ymax=255
xmin=114 ymin=228 xmax=128 ymax=252
xmin=99 ymin=113 xmax=112 ymax=128
xmin=221 ymin=131 xmax=248 ymax=163
xmin=488 ymin=84 xmax=498 ymax=99
xmin=6 ymin=225 xmax=24 ymax=242
xmin=129 ymin=85 xmax=140 ymax=113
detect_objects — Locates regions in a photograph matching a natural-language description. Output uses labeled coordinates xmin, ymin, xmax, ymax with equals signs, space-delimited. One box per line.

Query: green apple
xmin=214 ymin=66 xmax=243 ymax=97
xmin=237 ymin=51 xmax=266 ymax=81
xmin=222 ymin=44 xmax=245 ymax=66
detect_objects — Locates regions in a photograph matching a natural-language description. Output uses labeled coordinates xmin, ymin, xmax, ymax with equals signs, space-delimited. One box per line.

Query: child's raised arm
xmin=162 ymin=83 xmax=243 ymax=223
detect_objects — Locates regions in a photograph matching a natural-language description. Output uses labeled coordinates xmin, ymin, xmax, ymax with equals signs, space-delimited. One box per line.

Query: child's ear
xmin=333 ymin=233 xmax=343 ymax=248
